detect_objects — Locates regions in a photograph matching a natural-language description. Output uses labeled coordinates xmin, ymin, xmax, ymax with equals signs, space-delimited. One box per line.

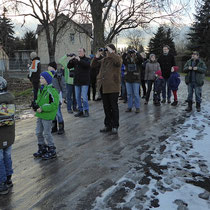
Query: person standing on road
xmin=158 ymin=45 xmax=176 ymax=104
xmin=122 ymin=50 xmax=143 ymax=113
xmin=67 ymin=48 xmax=91 ymax=117
xmin=0 ymin=77 xmax=15 ymax=195
xmin=28 ymin=52 xmax=41 ymax=101
xmin=183 ymin=51 xmax=207 ymax=112
xmin=168 ymin=66 xmax=181 ymax=106
xmin=144 ymin=54 xmax=161 ymax=105
xmin=32 ymin=71 xmax=59 ymax=160
xmin=91 ymin=44 xmax=122 ymax=135
xmin=140 ymin=52 xmax=148 ymax=99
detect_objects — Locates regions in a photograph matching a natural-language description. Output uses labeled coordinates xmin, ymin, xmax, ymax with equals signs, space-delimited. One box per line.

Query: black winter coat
xmin=158 ymin=54 xmax=175 ymax=79
xmin=154 ymin=77 xmax=165 ymax=93
xmin=67 ymin=56 xmax=91 ymax=86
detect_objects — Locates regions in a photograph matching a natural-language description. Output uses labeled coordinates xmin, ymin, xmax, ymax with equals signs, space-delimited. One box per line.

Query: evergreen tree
xmin=148 ymin=26 xmax=177 ymax=58
xmin=0 ymin=9 xmax=15 ymax=56
xmin=23 ymin=30 xmax=37 ymax=50
xmin=188 ymin=0 xmax=210 ymax=60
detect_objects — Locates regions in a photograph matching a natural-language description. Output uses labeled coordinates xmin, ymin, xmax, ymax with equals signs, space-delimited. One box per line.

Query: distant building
xmin=0 ymin=46 xmax=9 ymax=75
xmin=36 ymin=15 xmax=92 ymax=65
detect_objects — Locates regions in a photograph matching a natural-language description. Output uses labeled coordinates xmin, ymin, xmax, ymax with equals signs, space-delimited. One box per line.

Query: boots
xmin=42 ymin=146 xmax=57 ymax=160
xmin=57 ymin=122 xmax=64 ymax=135
xmin=0 ymin=182 xmax=8 ymax=195
xmin=185 ymin=101 xmax=192 ymax=112
xmin=171 ymin=101 xmax=178 ymax=106
xmin=196 ymin=102 xmax=201 ymax=112
xmin=33 ymin=144 xmax=47 ymax=158
xmin=51 ymin=119 xmax=57 ymax=133
xmin=83 ymin=110 xmax=89 ymax=117
xmin=6 ymin=175 xmax=13 ymax=188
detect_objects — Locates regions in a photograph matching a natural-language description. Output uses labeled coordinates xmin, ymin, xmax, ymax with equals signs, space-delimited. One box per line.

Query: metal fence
xmin=9 ymin=58 xmax=30 ymax=71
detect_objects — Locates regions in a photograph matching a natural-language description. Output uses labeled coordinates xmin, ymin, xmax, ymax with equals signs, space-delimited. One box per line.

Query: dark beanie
xmin=107 ymin=43 xmax=116 ymax=52
xmin=48 ymin=61 xmax=57 ymax=70
xmin=40 ymin=71 xmax=53 ymax=84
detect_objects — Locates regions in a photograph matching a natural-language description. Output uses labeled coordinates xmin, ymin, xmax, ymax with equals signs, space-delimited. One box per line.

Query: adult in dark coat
xmin=157 ymin=45 xmax=176 ymax=103
xmin=91 ymin=44 xmax=122 ymax=134
xmin=67 ymin=48 xmax=91 ymax=117
xmin=28 ymin=52 xmax=41 ymax=101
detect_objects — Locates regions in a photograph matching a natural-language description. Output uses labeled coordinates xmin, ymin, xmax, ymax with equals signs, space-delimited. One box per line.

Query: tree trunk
xmin=90 ymin=0 xmax=105 ymax=53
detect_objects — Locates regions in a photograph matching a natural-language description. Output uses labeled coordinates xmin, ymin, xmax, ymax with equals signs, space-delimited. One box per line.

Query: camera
xmin=128 ymin=49 xmax=136 ymax=54
xmin=99 ymin=48 xmax=108 ymax=52
xmin=67 ymin=53 xmax=76 ymax=57
xmin=31 ymin=101 xmax=39 ymax=111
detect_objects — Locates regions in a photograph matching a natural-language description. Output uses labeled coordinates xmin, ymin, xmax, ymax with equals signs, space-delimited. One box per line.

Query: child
xmin=0 ymin=77 xmax=15 ymax=195
xmin=32 ymin=71 xmax=59 ymax=160
xmin=153 ymin=70 xmax=165 ymax=106
xmin=48 ymin=62 xmax=66 ymax=135
xmin=168 ymin=66 xmax=181 ymax=106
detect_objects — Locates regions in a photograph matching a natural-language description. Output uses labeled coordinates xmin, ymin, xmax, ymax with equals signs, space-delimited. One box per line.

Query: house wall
xmin=37 ymin=21 xmax=91 ymax=66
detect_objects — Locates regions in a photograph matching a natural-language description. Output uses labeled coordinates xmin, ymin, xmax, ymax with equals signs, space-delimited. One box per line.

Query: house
xmin=36 ymin=15 xmax=92 ymax=66
xmin=0 ymin=45 xmax=9 ymax=75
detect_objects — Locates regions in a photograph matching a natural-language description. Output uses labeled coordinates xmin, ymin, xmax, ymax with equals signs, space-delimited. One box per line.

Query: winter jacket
xmin=168 ymin=72 xmax=181 ymax=91
xmin=59 ymin=55 xmax=74 ymax=85
xmin=52 ymin=69 xmax=67 ymax=100
xmin=183 ymin=58 xmax=207 ymax=86
xmin=158 ymin=54 xmax=176 ymax=79
xmin=28 ymin=57 xmax=41 ymax=84
xmin=154 ymin=77 xmax=165 ymax=93
xmin=67 ymin=56 xmax=91 ymax=86
xmin=123 ymin=53 xmax=143 ymax=83
xmin=35 ymin=85 xmax=59 ymax=121
xmin=0 ymin=91 xmax=15 ymax=149
xmin=145 ymin=61 xmax=161 ymax=81
xmin=90 ymin=55 xmax=104 ymax=82
xmin=92 ymin=53 xmax=122 ymax=94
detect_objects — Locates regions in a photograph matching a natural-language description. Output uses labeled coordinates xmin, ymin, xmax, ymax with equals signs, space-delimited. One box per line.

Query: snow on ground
xmin=92 ymin=102 xmax=210 ymax=210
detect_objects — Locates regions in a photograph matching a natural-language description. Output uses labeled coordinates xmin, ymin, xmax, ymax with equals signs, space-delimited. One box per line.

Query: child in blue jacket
xmin=168 ymin=66 xmax=181 ymax=106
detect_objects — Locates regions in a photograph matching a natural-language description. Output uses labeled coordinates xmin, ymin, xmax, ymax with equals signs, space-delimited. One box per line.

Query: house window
xmin=70 ymin=33 xmax=75 ymax=44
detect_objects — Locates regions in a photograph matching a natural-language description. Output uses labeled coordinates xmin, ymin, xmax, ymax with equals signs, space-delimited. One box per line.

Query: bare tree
xmin=126 ymin=29 xmax=144 ymax=51
xmin=2 ymin=0 xmax=82 ymax=61
xmin=78 ymin=0 xmax=193 ymax=52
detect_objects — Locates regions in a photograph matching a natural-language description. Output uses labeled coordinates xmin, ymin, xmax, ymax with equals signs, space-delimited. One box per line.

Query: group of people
xmin=0 ymin=42 xmax=207 ymax=195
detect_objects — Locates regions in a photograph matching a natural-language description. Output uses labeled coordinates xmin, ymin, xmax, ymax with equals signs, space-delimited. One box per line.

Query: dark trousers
xmin=88 ymin=78 xmax=96 ymax=100
xmin=145 ymin=80 xmax=154 ymax=101
xmin=141 ymin=79 xmax=147 ymax=97
xmin=102 ymin=92 xmax=119 ymax=129
xmin=32 ymin=82 xmax=40 ymax=101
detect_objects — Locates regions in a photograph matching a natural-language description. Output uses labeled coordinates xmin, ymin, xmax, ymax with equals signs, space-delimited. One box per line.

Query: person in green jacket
xmin=32 ymin=71 xmax=59 ymax=160
xmin=183 ymin=51 xmax=207 ymax=112
xmin=59 ymin=55 xmax=77 ymax=113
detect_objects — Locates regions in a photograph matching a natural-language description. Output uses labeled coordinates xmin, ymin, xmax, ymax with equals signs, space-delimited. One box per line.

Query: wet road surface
xmin=0 ymin=78 xmax=209 ymax=210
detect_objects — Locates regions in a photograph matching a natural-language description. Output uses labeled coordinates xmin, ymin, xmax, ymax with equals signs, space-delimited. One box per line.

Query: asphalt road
xmin=0 ymin=77 xmax=209 ymax=210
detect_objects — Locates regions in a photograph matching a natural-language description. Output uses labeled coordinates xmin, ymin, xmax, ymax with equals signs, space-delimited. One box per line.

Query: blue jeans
xmin=187 ymin=83 xmax=202 ymax=103
xmin=56 ymin=104 xmax=63 ymax=123
xmin=75 ymin=85 xmax=89 ymax=111
xmin=126 ymin=82 xmax=140 ymax=109
xmin=0 ymin=146 xmax=13 ymax=184
xmin=66 ymin=84 xmax=77 ymax=111
xmin=162 ymin=78 xmax=171 ymax=100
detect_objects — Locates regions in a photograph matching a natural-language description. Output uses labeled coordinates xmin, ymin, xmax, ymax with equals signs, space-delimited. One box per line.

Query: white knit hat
xmin=30 ymin=52 xmax=37 ymax=59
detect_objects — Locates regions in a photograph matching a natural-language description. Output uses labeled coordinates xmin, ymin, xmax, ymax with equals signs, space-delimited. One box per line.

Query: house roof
xmin=36 ymin=15 xmax=92 ymax=37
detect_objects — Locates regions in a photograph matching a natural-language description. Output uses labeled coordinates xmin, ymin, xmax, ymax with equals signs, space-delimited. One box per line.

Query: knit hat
xmin=48 ymin=61 xmax=57 ymax=70
xmin=107 ymin=43 xmax=117 ymax=52
xmin=155 ymin=70 xmax=162 ymax=76
xmin=173 ymin=66 xmax=179 ymax=72
xmin=0 ymin=76 xmax=7 ymax=91
xmin=40 ymin=71 xmax=53 ymax=84
xmin=30 ymin=52 xmax=37 ymax=60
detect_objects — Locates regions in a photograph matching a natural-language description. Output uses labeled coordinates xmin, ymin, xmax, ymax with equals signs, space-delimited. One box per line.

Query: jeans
xmin=126 ymin=82 xmax=140 ymax=109
xmin=187 ymin=83 xmax=202 ymax=103
xmin=0 ymin=146 xmax=13 ymax=184
xmin=162 ymin=78 xmax=171 ymax=100
xmin=36 ymin=118 xmax=54 ymax=147
xmin=121 ymin=77 xmax=127 ymax=100
xmin=75 ymin=85 xmax=89 ymax=111
xmin=145 ymin=80 xmax=154 ymax=102
xmin=56 ymin=104 xmax=63 ymax=123
xmin=66 ymin=84 xmax=77 ymax=111
xmin=102 ymin=92 xmax=119 ymax=128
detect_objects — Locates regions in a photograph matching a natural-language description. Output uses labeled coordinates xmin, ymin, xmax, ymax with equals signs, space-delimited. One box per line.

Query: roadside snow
xmin=92 ymin=102 xmax=210 ymax=210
